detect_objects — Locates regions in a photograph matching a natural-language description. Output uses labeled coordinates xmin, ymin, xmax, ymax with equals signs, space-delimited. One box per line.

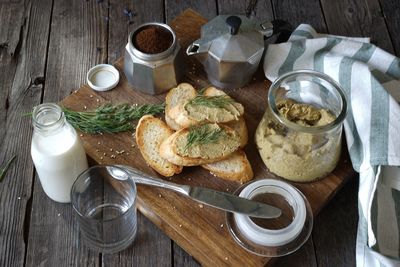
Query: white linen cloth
xmin=263 ymin=24 xmax=400 ymax=267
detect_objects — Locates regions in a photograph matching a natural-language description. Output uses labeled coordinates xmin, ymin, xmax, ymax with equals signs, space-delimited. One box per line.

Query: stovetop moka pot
xmin=187 ymin=15 xmax=291 ymax=89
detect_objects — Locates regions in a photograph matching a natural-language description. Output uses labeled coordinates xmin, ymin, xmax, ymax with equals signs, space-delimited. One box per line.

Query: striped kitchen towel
xmin=263 ymin=24 xmax=400 ymax=267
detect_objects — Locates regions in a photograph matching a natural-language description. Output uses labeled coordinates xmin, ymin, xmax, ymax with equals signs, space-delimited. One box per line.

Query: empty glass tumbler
xmin=71 ymin=165 xmax=137 ymax=253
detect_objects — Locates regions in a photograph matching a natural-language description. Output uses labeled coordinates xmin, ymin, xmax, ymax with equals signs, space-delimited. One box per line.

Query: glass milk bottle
xmin=31 ymin=103 xmax=88 ymax=203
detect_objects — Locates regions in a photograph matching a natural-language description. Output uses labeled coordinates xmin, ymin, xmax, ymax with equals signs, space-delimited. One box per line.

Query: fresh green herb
xmin=184 ymin=124 xmax=225 ymax=151
xmin=62 ymin=103 xmax=165 ymax=134
xmin=0 ymin=155 xmax=16 ymax=182
xmin=186 ymin=95 xmax=234 ymax=109
xmin=197 ymin=85 xmax=211 ymax=95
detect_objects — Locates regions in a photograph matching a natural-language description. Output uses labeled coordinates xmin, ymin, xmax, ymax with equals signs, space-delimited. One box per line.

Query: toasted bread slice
xmin=165 ymin=113 xmax=182 ymax=131
xmin=169 ymin=86 xmax=245 ymax=129
xmin=136 ymin=115 xmax=183 ymax=177
xmin=202 ymin=150 xmax=254 ymax=183
xmin=159 ymin=123 xmax=241 ymax=166
xmin=165 ymin=83 xmax=197 ymax=130
xmin=203 ymin=87 xmax=244 ymax=119
xmin=223 ymin=116 xmax=248 ymax=148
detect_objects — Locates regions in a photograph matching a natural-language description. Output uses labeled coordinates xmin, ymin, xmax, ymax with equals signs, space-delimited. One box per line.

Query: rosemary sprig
xmin=62 ymin=103 xmax=165 ymax=134
xmin=0 ymin=155 xmax=16 ymax=182
xmin=184 ymin=124 xmax=225 ymax=151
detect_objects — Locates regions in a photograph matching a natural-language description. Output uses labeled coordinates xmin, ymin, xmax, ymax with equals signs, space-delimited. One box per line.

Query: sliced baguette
xmin=136 ymin=115 xmax=183 ymax=177
xmin=159 ymin=124 xmax=241 ymax=166
xmin=202 ymin=150 xmax=254 ymax=183
xmin=169 ymin=86 xmax=245 ymax=128
xmin=165 ymin=83 xmax=197 ymax=130
xmin=203 ymin=87 xmax=244 ymax=119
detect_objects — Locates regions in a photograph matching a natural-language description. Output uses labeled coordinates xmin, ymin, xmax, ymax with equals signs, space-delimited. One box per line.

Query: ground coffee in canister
xmin=134 ymin=25 xmax=173 ymax=54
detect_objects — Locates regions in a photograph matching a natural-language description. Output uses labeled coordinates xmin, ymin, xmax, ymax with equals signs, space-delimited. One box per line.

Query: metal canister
xmin=124 ymin=22 xmax=184 ymax=95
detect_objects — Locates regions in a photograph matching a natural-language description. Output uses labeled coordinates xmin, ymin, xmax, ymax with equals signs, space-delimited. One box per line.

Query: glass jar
xmin=31 ymin=103 xmax=88 ymax=203
xmin=255 ymin=70 xmax=347 ymax=182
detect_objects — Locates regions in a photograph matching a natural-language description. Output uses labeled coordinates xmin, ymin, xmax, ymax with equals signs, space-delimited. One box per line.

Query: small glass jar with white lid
xmin=255 ymin=70 xmax=347 ymax=182
xmin=31 ymin=103 xmax=88 ymax=203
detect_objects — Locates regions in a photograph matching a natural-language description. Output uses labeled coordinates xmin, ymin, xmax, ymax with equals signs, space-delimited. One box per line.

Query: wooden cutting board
xmin=60 ymin=9 xmax=354 ymax=267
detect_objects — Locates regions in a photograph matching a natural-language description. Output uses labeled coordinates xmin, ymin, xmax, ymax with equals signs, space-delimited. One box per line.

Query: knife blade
xmin=117 ymin=165 xmax=282 ymax=219
xmin=189 ymin=186 xmax=281 ymax=219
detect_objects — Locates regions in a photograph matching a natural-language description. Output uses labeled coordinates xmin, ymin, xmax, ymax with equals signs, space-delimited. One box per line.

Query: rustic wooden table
xmin=1 ymin=0 xmax=399 ymax=266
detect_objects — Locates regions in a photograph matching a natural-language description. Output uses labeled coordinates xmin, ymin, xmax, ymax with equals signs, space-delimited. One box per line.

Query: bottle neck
xmin=32 ymin=103 xmax=66 ymax=135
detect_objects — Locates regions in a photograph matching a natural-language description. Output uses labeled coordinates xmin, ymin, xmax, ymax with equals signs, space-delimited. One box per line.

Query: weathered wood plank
xmin=313 ymin=177 xmax=358 ymax=267
xmin=173 ymin=243 xmax=201 ymax=267
xmin=271 ymin=0 xmax=327 ymax=33
xmin=107 ymin=213 xmax=172 ymax=266
xmin=379 ymin=0 xmax=400 ymax=56
xmin=321 ymin=0 xmax=394 ymax=54
xmin=164 ymin=3 xmax=218 ymax=266
xmin=108 ymin=0 xmax=164 ymax=63
xmin=166 ymin=0 xmax=217 ymax=23
xmin=25 ymin=0 xmax=107 ymax=266
xmin=217 ymin=0 xmax=274 ymax=21
xmin=0 ymin=0 xmax=26 ymax=56
xmin=0 ymin=0 xmax=52 ymax=266
xmin=103 ymin=1 xmax=172 ymax=266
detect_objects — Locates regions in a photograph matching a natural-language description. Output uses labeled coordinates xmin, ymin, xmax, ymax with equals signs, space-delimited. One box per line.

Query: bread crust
xmin=202 ymin=150 xmax=254 ymax=183
xmin=136 ymin=115 xmax=183 ymax=176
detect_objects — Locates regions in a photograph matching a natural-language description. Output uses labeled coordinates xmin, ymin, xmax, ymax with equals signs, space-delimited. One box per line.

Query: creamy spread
xmin=175 ymin=124 xmax=240 ymax=159
xmin=255 ymin=99 xmax=341 ymax=182
xmin=184 ymin=101 xmax=242 ymax=123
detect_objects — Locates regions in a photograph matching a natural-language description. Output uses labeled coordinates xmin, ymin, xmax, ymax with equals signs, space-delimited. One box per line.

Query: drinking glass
xmin=71 ymin=165 xmax=137 ymax=253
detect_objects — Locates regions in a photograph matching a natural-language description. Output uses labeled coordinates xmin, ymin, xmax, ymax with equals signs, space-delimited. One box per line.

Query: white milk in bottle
xmin=31 ymin=103 xmax=88 ymax=203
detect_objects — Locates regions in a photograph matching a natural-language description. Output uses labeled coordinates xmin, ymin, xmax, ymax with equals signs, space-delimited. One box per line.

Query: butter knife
xmin=118 ymin=165 xmax=282 ymax=219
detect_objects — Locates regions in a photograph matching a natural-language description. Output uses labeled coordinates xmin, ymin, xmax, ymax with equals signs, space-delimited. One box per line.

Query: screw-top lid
xmin=86 ymin=64 xmax=120 ymax=92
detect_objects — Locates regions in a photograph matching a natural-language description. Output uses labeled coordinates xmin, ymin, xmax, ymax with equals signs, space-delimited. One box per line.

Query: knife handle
xmin=119 ymin=165 xmax=191 ymax=196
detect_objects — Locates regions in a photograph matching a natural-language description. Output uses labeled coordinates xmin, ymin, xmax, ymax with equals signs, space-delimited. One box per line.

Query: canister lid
xmin=86 ymin=64 xmax=120 ymax=91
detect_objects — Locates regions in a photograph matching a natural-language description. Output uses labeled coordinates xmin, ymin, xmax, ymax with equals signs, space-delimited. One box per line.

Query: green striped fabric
xmin=263 ymin=24 xmax=400 ymax=267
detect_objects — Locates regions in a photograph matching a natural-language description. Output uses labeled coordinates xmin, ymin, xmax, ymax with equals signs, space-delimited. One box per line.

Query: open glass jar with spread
xmin=255 ymin=70 xmax=347 ymax=182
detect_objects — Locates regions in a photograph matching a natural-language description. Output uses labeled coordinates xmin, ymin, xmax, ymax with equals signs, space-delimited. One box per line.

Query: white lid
xmin=226 ymin=179 xmax=313 ymax=257
xmin=86 ymin=64 xmax=120 ymax=91
xmin=234 ymin=179 xmax=306 ymax=246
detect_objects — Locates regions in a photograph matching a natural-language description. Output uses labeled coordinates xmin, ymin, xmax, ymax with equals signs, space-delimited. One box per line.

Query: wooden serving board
xmin=61 ymin=9 xmax=355 ymax=267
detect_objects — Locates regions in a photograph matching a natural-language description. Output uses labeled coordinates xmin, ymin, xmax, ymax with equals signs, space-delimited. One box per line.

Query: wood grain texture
xmin=379 ymin=0 xmax=400 ymax=56
xmin=25 ymin=0 xmax=106 ymax=266
xmin=0 ymin=0 xmax=51 ymax=266
xmin=165 ymin=3 xmax=217 ymax=266
xmin=108 ymin=0 xmax=164 ymax=63
xmin=272 ymin=0 xmax=327 ymax=33
xmin=104 ymin=213 xmax=172 ymax=266
xmin=313 ymin=176 xmax=358 ymax=267
xmin=321 ymin=0 xmax=394 ymax=54
xmin=173 ymin=242 xmax=201 ymax=267
xmin=103 ymin=1 xmax=172 ymax=266
xmin=217 ymin=0 xmax=274 ymax=21
xmin=166 ymin=0 xmax=217 ymax=22
xmin=59 ymin=9 xmax=355 ymax=267
xmin=0 ymin=0 xmax=26 ymax=55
